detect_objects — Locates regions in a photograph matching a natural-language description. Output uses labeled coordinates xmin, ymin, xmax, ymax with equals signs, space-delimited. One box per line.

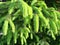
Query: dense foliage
xmin=0 ymin=0 xmax=60 ymax=45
